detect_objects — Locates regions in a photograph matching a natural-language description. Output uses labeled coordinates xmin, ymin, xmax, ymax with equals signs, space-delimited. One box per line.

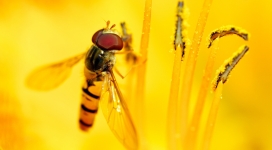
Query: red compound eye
xmin=92 ymin=29 xmax=103 ymax=44
xmin=92 ymin=29 xmax=123 ymax=51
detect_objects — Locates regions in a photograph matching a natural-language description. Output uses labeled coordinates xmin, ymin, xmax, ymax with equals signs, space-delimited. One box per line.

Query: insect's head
xmin=92 ymin=21 xmax=123 ymax=51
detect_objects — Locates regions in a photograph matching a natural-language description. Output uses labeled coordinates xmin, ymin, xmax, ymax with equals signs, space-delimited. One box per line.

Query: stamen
xmin=183 ymin=25 xmax=250 ymax=150
xmin=208 ymin=26 xmax=249 ymax=48
xmin=174 ymin=0 xmax=187 ymax=60
xmin=201 ymin=45 xmax=249 ymax=150
xmin=178 ymin=0 xmax=213 ymax=147
xmin=167 ymin=1 xmax=187 ymax=149
xmin=120 ymin=22 xmax=128 ymax=35
xmin=183 ymin=38 xmax=219 ymax=150
xmin=120 ymin=22 xmax=132 ymax=50
xmin=135 ymin=0 xmax=152 ymax=148
xmin=120 ymin=22 xmax=138 ymax=63
xmin=202 ymin=81 xmax=223 ymax=150
xmin=212 ymin=45 xmax=249 ymax=90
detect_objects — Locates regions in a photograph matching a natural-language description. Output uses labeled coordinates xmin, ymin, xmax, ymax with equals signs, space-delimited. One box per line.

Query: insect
xmin=26 ymin=21 xmax=138 ymax=150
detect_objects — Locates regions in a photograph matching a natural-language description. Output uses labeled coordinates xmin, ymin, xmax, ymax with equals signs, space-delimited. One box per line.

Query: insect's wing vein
xmin=100 ymin=73 xmax=138 ymax=150
xmin=25 ymin=52 xmax=86 ymax=91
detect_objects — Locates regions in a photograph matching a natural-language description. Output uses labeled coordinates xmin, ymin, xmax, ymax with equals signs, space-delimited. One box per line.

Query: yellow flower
xmin=0 ymin=0 xmax=271 ymax=150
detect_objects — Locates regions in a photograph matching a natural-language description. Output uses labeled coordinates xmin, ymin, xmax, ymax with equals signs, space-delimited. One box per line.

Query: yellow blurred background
xmin=0 ymin=0 xmax=271 ymax=150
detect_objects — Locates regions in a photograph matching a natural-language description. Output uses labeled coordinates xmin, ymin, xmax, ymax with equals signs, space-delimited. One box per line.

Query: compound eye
xmin=96 ymin=33 xmax=123 ymax=51
xmin=92 ymin=29 xmax=103 ymax=44
xmin=92 ymin=29 xmax=123 ymax=51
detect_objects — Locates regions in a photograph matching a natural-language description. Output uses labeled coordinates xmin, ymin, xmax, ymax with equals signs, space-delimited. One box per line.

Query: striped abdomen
xmin=79 ymin=77 xmax=103 ymax=131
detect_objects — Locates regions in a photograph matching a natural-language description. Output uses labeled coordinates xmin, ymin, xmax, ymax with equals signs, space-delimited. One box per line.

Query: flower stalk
xmin=178 ymin=0 xmax=213 ymax=143
xmin=183 ymin=26 xmax=249 ymax=150
xmin=202 ymin=45 xmax=249 ymax=150
xmin=135 ymin=0 xmax=152 ymax=149
xmin=183 ymin=38 xmax=219 ymax=150
xmin=167 ymin=1 xmax=187 ymax=149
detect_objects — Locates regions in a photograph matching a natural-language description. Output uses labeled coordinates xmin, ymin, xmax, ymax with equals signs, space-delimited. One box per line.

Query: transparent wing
xmin=25 ymin=52 xmax=86 ymax=91
xmin=100 ymin=72 xmax=138 ymax=150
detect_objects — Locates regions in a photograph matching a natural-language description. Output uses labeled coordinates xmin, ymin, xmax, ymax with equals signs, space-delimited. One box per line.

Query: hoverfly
xmin=26 ymin=21 xmax=138 ymax=150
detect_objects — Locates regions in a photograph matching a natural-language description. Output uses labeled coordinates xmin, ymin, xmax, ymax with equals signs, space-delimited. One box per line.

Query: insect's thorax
xmin=85 ymin=45 xmax=116 ymax=75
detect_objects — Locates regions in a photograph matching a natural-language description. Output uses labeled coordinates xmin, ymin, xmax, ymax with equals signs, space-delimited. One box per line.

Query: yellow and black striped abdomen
xmin=79 ymin=79 xmax=103 ymax=131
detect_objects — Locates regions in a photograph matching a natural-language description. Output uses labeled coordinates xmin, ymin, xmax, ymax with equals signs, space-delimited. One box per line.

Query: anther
xmin=174 ymin=0 xmax=186 ymax=60
xmin=208 ymin=26 xmax=249 ymax=48
xmin=212 ymin=45 xmax=249 ymax=90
